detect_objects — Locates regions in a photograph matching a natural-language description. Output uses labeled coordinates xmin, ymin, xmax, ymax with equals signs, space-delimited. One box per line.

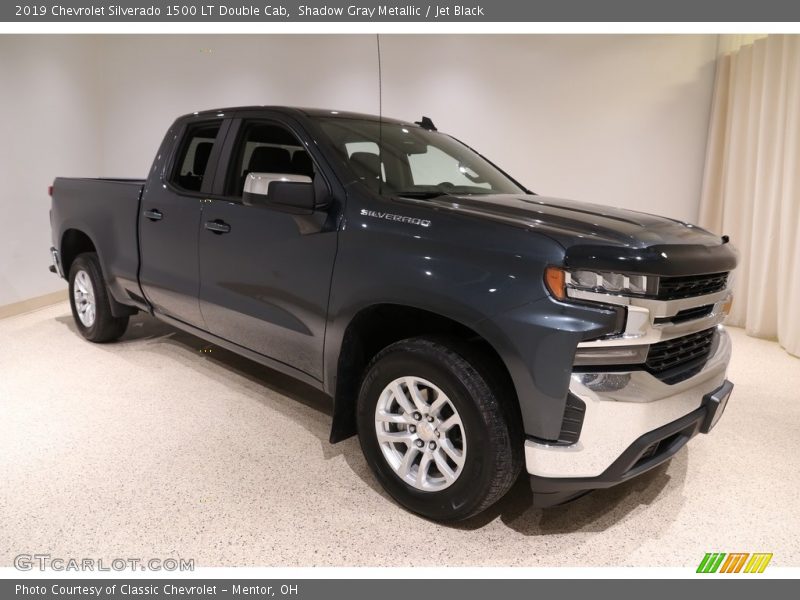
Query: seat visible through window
xmin=172 ymin=123 xmax=220 ymax=193
xmin=229 ymin=122 xmax=312 ymax=196
xmin=249 ymin=147 xmax=291 ymax=173
xmin=349 ymin=152 xmax=382 ymax=191
xmin=291 ymin=151 xmax=314 ymax=177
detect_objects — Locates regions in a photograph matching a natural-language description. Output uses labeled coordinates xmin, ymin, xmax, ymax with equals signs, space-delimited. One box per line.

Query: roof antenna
xmin=415 ymin=116 xmax=437 ymax=131
xmin=376 ymin=34 xmax=383 ymax=196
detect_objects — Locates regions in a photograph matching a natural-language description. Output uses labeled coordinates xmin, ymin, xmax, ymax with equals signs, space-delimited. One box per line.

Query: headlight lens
xmin=627 ymin=274 xmax=649 ymax=294
xmin=567 ymin=269 xmax=655 ymax=296
xmin=573 ymin=344 xmax=649 ymax=366
xmin=544 ymin=267 xmax=657 ymax=299
xmin=600 ymin=272 xmax=625 ymax=292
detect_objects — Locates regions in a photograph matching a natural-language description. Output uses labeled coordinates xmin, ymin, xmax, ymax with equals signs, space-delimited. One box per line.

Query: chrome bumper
xmin=525 ymin=284 xmax=734 ymax=479
xmin=49 ymin=247 xmax=64 ymax=278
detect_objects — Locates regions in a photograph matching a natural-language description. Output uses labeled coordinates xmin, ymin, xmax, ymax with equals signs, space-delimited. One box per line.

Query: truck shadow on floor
xmin=57 ymin=311 xmax=688 ymax=537
xmin=458 ymin=456 xmax=684 ymax=535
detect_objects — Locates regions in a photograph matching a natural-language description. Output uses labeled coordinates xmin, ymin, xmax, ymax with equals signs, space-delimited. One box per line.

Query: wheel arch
xmin=328 ymin=303 xmax=521 ymax=443
xmin=60 ymin=229 xmax=137 ymax=319
xmin=60 ymin=228 xmax=97 ymax=276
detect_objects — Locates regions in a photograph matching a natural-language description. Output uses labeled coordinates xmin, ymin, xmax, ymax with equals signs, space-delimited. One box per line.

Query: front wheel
xmin=68 ymin=252 xmax=129 ymax=343
xmin=357 ymin=337 xmax=522 ymax=521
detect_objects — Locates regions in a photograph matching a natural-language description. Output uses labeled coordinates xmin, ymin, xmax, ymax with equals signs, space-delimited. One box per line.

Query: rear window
xmin=171 ymin=122 xmax=221 ymax=192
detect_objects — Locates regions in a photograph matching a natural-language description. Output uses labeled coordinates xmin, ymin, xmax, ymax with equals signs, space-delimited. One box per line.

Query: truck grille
xmin=646 ymin=327 xmax=717 ymax=384
xmin=657 ymin=272 xmax=728 ymax=300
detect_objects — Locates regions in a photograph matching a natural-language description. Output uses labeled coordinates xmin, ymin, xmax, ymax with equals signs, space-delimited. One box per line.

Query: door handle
xmin=143 ymin=209 xmax=163 ymax=221
xmin=204 ymin=220 xmax=231 ymax=234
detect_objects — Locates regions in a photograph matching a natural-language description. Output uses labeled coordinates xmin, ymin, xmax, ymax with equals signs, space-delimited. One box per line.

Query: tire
xmin=68 ymin=252 xmax=129 ymax=343
xmin=357 ymin=337 xmax=522 ymax=521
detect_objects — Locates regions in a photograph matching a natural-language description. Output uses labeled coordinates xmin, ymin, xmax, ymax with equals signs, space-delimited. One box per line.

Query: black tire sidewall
xmin=68 ymin=253 xmax=125 ymax=342
xmin=357 ymin=342 xmax=505 ymax=521
xmin=68 ymin=255 xmax=98 ymax=339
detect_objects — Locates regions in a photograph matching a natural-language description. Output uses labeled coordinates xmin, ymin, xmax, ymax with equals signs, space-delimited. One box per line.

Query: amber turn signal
xmin=722 ymin=296 xmax=734 ymax=316
xmin=544 ymin=266 xmax=566 ymax=300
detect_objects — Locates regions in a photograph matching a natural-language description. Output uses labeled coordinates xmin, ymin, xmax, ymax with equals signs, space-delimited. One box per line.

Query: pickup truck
xmin=49 ymin=106 xmax=737 ymax=521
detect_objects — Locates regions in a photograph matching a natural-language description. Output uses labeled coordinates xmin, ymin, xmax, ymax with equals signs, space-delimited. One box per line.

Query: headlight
xmin=544 ymin=267 xmax=657 ymax=299
xmin=573 ymin=344 xmax=649 ymax=365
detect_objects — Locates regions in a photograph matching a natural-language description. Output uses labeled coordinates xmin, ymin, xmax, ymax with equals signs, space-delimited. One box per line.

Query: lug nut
xmin=415 ymin=440 xmax=424 ymax=448
xmin=413 ymin=412 xmax=422 ymax=421
xmin=409 ymin=425 xmax=416 ymax=434
xmin=434 ymin=430 xmax=440 ymax=438
xmin=428 ymin=441 xmax=437 ymax=450
xmin=426 ymin=415 xmax=434 ymax=423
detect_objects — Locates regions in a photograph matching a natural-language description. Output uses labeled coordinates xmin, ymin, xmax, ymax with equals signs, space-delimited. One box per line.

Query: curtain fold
xmin=699 ymin=35 xmax=800 ymax=357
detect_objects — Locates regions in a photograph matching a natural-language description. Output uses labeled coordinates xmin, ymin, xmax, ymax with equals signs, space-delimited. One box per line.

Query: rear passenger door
xmin=197 ymin=117 xmax=339 ymax=381
xmin=139 ymin=117 xmax=229 ymax=328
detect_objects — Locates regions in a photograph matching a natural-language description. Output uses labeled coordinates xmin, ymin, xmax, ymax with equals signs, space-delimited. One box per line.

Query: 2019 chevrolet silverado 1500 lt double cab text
xmin=49 ymin=107 xmax=737 ymax=520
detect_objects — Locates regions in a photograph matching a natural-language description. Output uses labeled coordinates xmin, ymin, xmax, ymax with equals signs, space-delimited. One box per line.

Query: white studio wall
xmin=0 ymin=36 xmax=103 ymax=308
xmin=97 ymin=35 xmax=379 ymax=176
xmin=1 ymin=34 xmax=719 ymax=309
xmin=381 ymin=35 xmax=718 ymax=221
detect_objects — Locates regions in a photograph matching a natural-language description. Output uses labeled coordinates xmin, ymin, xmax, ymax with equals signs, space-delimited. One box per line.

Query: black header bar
xmin=4 ymin=0 xmax=800 ymax=22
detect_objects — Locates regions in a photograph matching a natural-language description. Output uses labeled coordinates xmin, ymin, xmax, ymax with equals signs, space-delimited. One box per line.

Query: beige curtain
xmin=700 ymin=35 xmax=800 ymax=357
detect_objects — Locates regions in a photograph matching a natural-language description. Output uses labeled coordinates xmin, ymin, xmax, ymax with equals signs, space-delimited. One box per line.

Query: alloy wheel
xmin=374 ymin=376 xmax=466 ymax=491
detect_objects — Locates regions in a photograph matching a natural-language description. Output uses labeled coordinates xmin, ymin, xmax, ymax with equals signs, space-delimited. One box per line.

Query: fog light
xmin=575 ymin=373 xmax=632 ymax=392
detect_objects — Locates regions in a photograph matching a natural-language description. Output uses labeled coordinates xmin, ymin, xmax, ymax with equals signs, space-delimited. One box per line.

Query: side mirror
xmin=243 ymin=173 xmax=315 ymax=214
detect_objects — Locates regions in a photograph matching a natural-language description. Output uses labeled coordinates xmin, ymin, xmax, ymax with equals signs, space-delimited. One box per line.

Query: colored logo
xmin=697 ymin=552 xmax=773 ymax=573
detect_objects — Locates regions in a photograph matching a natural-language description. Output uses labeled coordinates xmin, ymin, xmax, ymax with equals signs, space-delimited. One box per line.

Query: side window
xmin=227 ymin=122 xmax=313 ymax=197
xmin=170 ymin=122 xmax=221 ymax=192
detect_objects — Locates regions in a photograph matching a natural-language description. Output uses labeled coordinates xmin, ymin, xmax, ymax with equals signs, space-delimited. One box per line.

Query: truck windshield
xmin=318 ymin=118 xmax=526 ymax=197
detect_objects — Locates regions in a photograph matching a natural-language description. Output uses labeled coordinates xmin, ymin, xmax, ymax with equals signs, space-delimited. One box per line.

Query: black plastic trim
xmin=657 ymin=272 xmax=729 ymax=300
xmin=700 ymin=380 xmax=734 ymax=433
xmin=564 ymin=242 xmax=738 ymax=277
xmin=645 ymin=327 xmax=717 ymax=384
xmin=653 ymin=304 xmax=714 ymax=325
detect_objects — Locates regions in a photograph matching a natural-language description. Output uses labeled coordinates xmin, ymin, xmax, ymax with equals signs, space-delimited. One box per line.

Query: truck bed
xmin=50 ymin=177 xmax=146 ymax=308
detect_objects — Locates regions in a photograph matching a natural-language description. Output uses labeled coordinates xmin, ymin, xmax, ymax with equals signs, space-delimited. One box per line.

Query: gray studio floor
xmin=1 ymin=303 xmax=798 ymax=567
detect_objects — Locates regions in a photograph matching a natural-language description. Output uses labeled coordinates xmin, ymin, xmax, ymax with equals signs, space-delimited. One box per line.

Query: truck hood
xmin=414 ymin=193 xmax=715 ymax=247
xmin=400 ymin=193 xmax=738 ymax=276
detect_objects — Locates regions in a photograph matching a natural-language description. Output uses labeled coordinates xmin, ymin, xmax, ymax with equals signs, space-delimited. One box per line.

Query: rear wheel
xmin=357 ymin=337 xmax=522 ymax=521
xmin=68 ymin=253 xmax=128 ymax=343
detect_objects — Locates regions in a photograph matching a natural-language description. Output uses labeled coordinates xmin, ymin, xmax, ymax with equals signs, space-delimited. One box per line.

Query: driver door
xmin=197 ymin=118 xmax=338 ymax=381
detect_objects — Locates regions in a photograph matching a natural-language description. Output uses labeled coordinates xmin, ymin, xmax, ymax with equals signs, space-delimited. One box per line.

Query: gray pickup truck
xmin=49 ymin=106 xmax=737 ymax=520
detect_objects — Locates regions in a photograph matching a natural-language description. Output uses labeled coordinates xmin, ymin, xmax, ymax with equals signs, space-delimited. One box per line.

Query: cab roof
xmin=184 ymin=106 xmax=414 ymax=127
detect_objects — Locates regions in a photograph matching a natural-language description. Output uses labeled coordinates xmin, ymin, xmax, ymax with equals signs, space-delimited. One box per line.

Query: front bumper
xmin=526 ymin=327 xmax=731 ymax=479
xmin=529 ymin=378 xmax=733 ymax=507
xmin=525 ymin=279 xmax=735 ymax=506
